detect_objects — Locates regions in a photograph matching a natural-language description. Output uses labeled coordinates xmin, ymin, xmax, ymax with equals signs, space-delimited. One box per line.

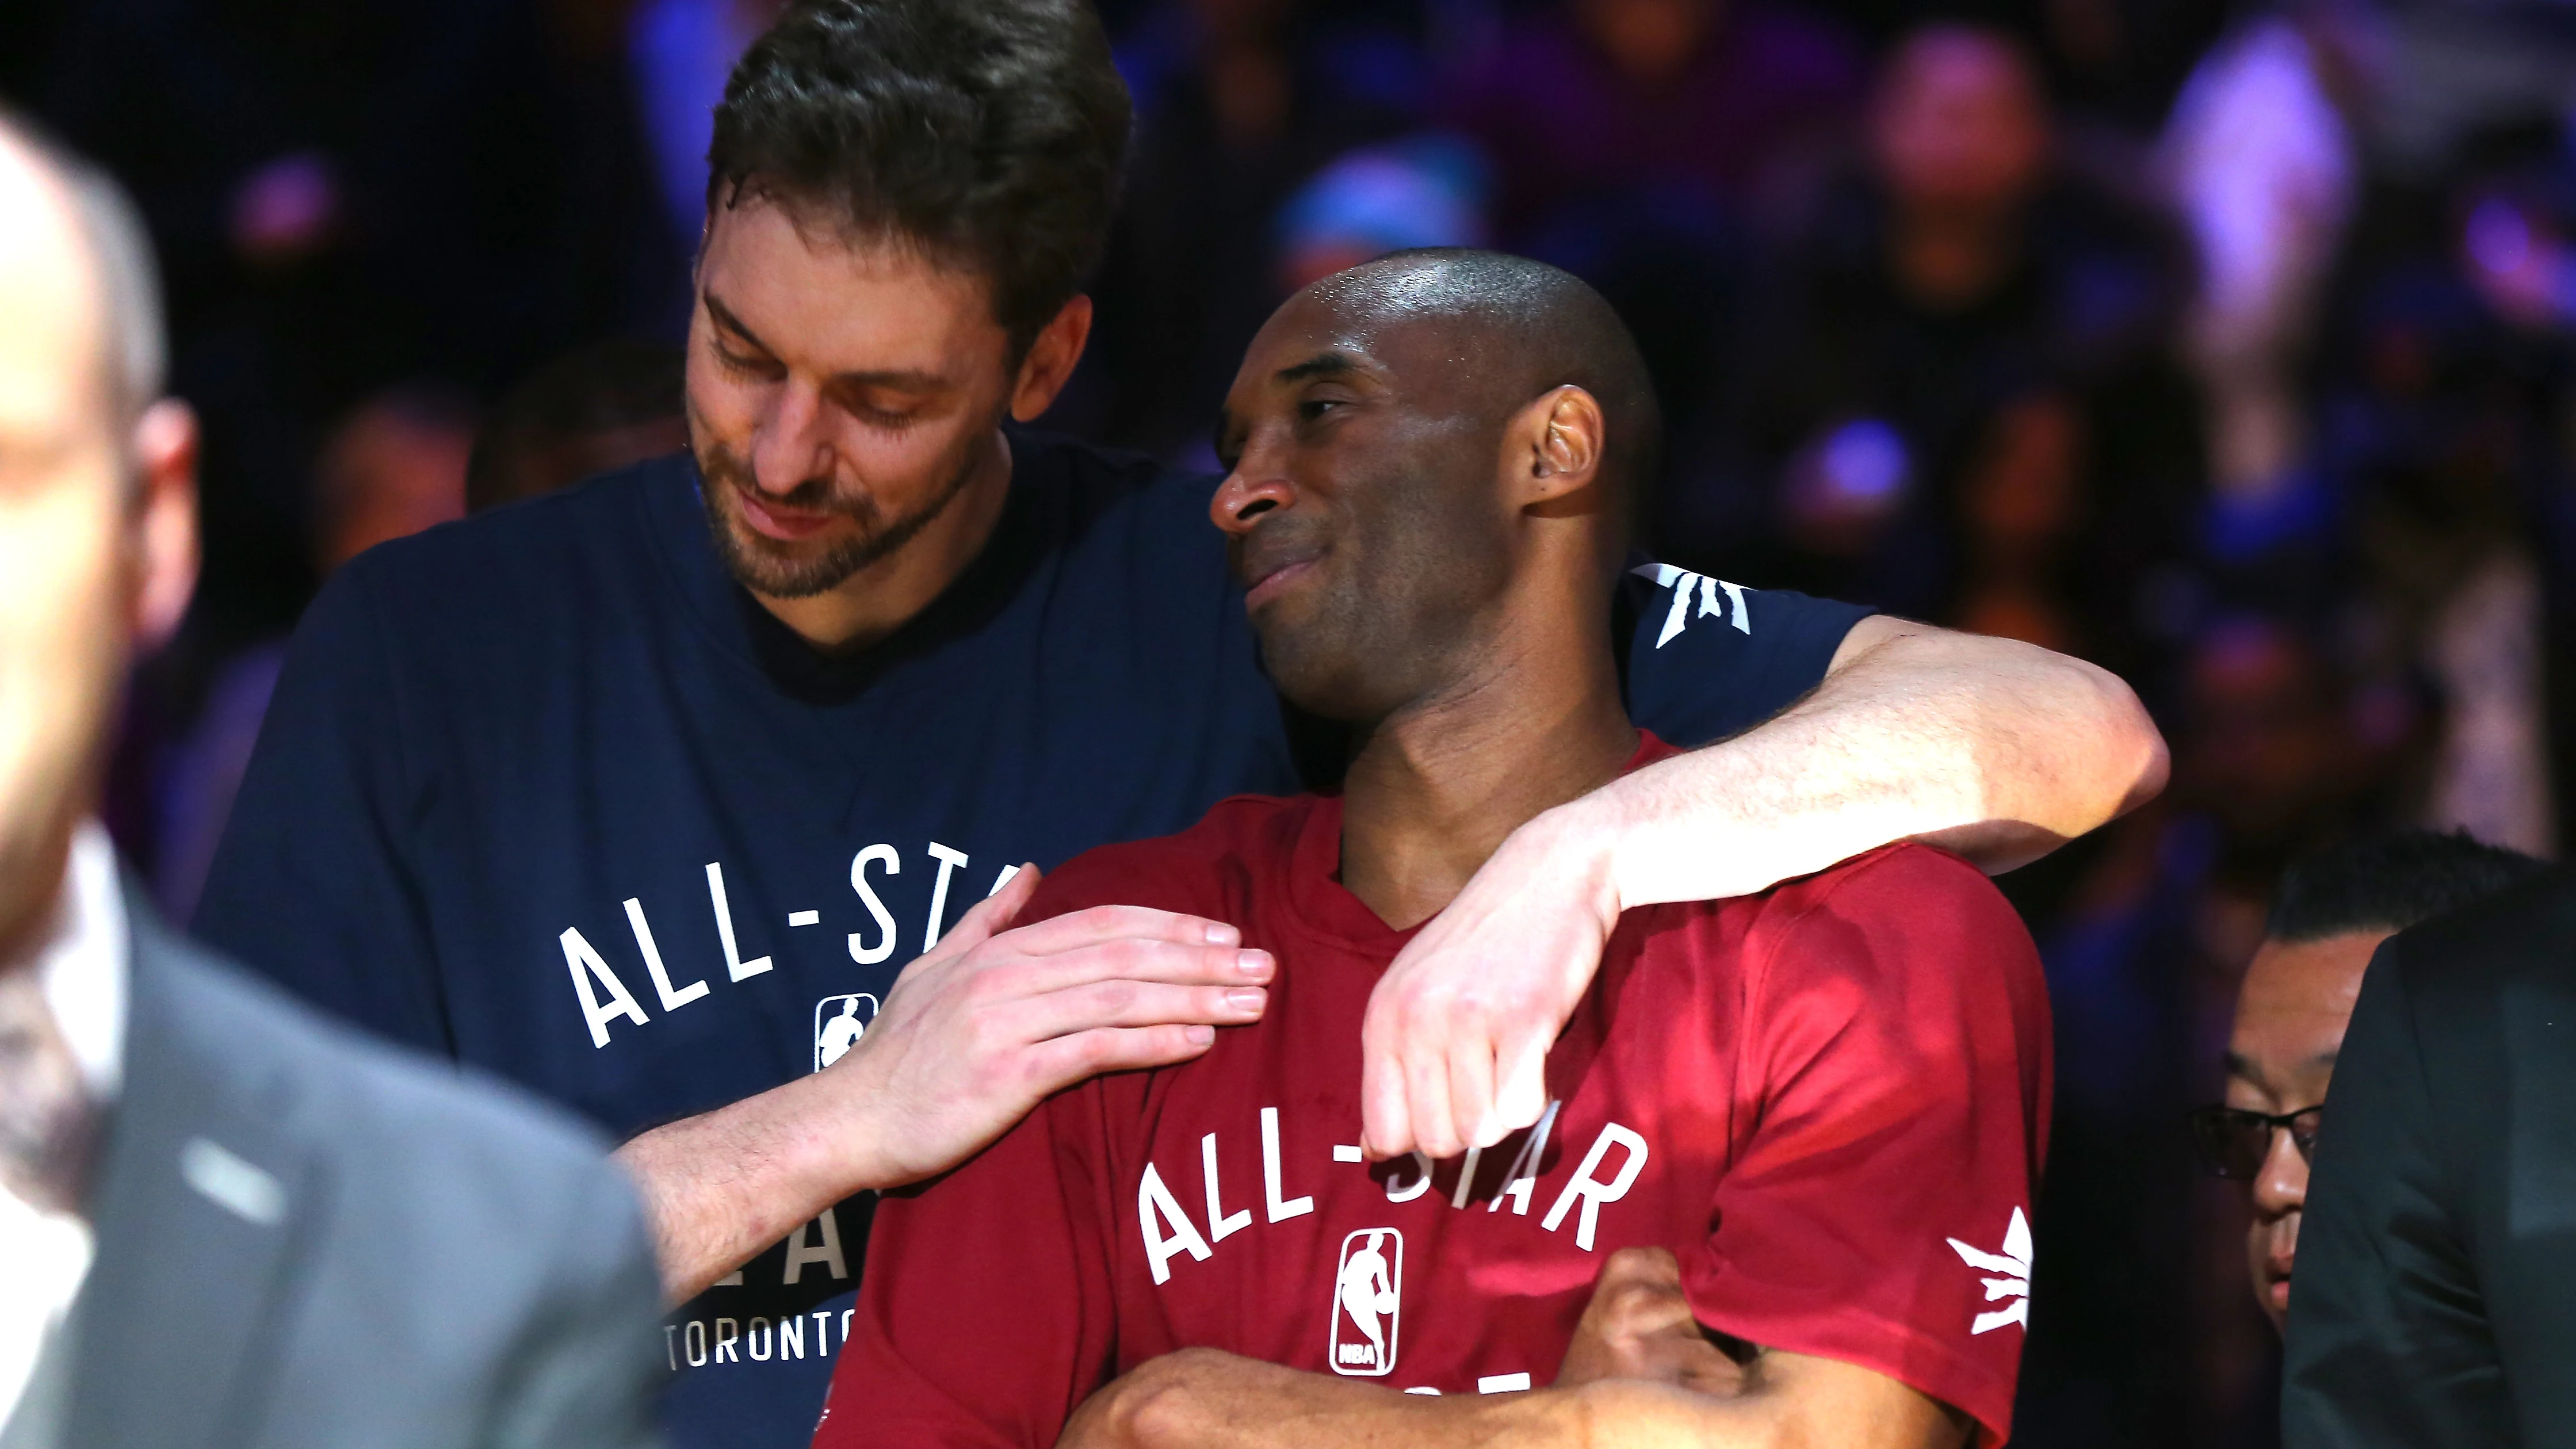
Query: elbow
xmin=1091 ymin=1349 xmax=1226 ymax=1449
xmin=1995 ymin=645 xmax=2165 ymax=829
xmin=1944 ymin=644 xmax=2165 ymax=869
xmin=2077 ymin=658 xmax=2168 ymax=820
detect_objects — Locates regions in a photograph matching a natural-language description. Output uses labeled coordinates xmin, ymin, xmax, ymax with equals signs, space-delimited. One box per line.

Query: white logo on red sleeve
xmin=1328 ymin=1229 xmax=1404 ymax=1375
xmin=1945 ymin=1207 xmax=2034 ymax=1335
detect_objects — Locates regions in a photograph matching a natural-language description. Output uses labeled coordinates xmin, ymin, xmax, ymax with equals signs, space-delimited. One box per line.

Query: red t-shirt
xmin=821 ymin=737 xmax=2051 ymax=1447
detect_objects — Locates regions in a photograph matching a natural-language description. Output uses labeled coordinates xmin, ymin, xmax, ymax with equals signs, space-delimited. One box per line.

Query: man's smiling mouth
xmin=1246 ymin=556 xmax=1320 ymax=609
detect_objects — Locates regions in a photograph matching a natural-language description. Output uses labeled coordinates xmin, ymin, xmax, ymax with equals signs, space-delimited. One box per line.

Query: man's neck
xmin=1338 ymin=633 xmax=1636 ymax=931
xmin=751 ymin=429 xmax=1014 ymax=655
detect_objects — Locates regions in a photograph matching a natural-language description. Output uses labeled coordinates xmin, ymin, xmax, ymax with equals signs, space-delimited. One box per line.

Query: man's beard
xmin=695 ymin=433 xmax=981 ymax=599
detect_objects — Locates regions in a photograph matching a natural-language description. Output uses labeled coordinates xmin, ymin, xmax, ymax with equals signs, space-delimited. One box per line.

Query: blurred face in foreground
xmin=0 ymin=134 xmax=194 ymax=955
xmin=2224 ymin=930 xmax=2382 ymax=1332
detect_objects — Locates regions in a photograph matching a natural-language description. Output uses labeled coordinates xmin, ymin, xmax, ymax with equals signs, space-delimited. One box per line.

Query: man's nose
xmin=751 ymin=378 xmax=832 ymax=496
xmin=1210 ymin=453 xmax=1295 ymax=537
xmin=2250 ymin=1125 xmax=2307 ymax=1217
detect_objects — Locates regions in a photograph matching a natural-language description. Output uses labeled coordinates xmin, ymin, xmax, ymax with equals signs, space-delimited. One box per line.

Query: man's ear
xmin=1009 ymin=295 xmax=1095 ymax=422
xmin=1507 ymin=385 xmax=1606 ymax=511
xmin=129 ymin=397 xmax=198 ymax=652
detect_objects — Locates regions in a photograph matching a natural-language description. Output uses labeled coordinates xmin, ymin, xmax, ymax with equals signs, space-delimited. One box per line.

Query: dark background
xmin=17 ymin=1 xmax=2576 ymax=1442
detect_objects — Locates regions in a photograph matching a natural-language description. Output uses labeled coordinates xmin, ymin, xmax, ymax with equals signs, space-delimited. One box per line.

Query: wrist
xmin=1516 ymin=796 xmax=1626 ymax=929
xmin=770 ymin=1050 xmax=899 ymax=1198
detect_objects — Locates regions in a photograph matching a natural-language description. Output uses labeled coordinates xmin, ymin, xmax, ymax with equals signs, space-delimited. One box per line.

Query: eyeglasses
xmin=2189 ymin=1104 xmax=2322 ymax=1180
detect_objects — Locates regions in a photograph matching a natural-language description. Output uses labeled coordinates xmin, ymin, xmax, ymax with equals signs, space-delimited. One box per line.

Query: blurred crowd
xmin=11 ymin=0 xmax=2576 ymax=1443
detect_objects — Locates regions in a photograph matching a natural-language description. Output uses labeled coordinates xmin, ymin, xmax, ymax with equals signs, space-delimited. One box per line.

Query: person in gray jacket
xmin=0 ymin=111 xmax=664 ymax=1449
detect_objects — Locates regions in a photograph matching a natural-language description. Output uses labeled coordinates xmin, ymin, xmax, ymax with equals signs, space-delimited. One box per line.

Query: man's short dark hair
xmin=707 ymin=0 xmax=1130 ymax=357
xmin=2267 ymin=829 xmax=2550 ymax=944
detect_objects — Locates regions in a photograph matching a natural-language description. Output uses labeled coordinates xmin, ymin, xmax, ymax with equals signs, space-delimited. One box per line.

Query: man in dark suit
xmin=0 ymin=113 xmax=664 ymax=1448
xmin=2281 ymin=861 xmax=2576 ymax=1445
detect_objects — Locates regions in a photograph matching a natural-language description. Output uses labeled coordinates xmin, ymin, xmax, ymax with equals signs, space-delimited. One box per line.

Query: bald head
xmin=1210 ymin=249 xmax=1657 ymax=727
xmin=1305 ymin=249 xmax=1661 ymax=519
xmin=0 ymin=110 xmax=166 ymax=427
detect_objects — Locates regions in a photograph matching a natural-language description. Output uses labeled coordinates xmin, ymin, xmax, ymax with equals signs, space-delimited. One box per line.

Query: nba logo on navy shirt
xmin=1329 ymin=1229 xmax=1403 ymax=1376
xmin=813 ymin=993 xmax=879 ymax=1072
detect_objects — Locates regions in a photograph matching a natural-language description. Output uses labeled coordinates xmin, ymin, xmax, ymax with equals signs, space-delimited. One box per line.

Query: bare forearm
xmin=1070 ymin=1349 xmax=1960 ymax=1449
xmin=615 ymin=1072 xmax=887 ymax=1302
xmin=1099 ymin=1377 xmax=1742 ymax=1449
xmin=1585 ymin=622 xmax=2165 ymax=907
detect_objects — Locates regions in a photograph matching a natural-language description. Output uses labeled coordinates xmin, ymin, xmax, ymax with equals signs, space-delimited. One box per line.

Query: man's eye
xmin=1297 ymin=399 xmax=1344 ymax=423
xmin=714 ymin=345 xmax=774 ymax=377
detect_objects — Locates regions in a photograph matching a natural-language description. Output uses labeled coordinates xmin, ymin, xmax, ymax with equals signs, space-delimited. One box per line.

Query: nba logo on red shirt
xmin=1329 ymin=1229 xmax=1403 ymax=1376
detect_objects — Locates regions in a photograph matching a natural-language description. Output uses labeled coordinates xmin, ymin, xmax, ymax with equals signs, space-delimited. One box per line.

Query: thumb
xmin=1595 ymin=1245 xmax=1686 ymax=1294
xmin=930 ymin=862 xmax=1042 ymax=959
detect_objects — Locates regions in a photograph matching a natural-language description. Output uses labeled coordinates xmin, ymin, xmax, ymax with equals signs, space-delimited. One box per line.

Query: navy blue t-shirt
xmin=195 ymin=431 xmax=1870 ymax=1449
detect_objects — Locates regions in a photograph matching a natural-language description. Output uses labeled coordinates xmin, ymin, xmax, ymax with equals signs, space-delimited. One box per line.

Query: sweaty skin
xmin=2225 ymin=931 xmax=2382 ymax=1333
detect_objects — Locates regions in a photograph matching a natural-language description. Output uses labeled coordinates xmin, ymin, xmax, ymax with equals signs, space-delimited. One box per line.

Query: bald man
xmin=819 ymin=252 xmax=2051 ymax=1449
xmin=0 ymin=114 xmax=663 ymax=1449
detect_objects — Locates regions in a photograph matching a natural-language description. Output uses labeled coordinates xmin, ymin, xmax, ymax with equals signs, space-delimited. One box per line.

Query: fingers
xmin=1021 ymin=1023 xmax=1223 ymax=1096
xmin=1360 ymin=1042 xmax=1412 ymax=1163
xmin=1360 ymin=974 xmax=1436 ymax=1160
xmin=1400 ymin=1036 xmax=1461 ymax=1161
xmin=1015 ymin=978 xmax=1267 ymax=1043
xmin=934 ymin=862 xmax=1041 ymax=955
xmin=1018 ymin=934 xmax=1275 ymax=992
xmin=1016 ymin=902 xmax=1241 ymax=954
xmin=1490 ymin=1030 xmax=1551 ymax=1138
xmin=1447 ymin=1033 xmax=1499 ymax=1153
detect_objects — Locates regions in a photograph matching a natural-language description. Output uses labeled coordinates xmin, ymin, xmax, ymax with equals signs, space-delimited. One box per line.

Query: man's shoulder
xmin=1031 ymin=793 xmax=1313 ymax=919
xmin=1615 ymin=562 xmax=1874 ymax=748
xmin=101 ymin=922 xmax=661 ymax=1449
xmin=303 ymin=453 xmax=679 ymax=663
xmin=350 ymin=452 xmax=685 ymax=591
xmin=1764 ymin=840 xmax=2004 ymax=914
xmin=140 ymin=922 xmax=630 ymax=1214
xmin=1722 ymin=842 xmax=2038 ymax=982
xmin=2383 ymin=865 xmax=2576 ymax=1014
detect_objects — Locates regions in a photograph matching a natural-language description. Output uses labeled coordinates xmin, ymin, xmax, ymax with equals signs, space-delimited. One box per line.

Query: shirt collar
xmin=32 ymin=823 xmax=127 ymax=1105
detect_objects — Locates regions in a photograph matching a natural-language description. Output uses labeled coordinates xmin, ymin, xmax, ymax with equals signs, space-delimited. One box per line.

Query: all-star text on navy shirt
xmin=194 ymin=431 xmax=1872 ymax=1449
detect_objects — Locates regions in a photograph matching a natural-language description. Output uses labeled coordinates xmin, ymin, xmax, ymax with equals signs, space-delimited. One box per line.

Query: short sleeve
xmin=821 ymin=1072 xmax=1122 ymax=1447
xmin=1616 ymin=560 xmax=1873 ymax=748
xmin=194 ymin=556 xmax=450 ymax=1054
xmin=1683 ymin=846 xmax=2051 ymax=1446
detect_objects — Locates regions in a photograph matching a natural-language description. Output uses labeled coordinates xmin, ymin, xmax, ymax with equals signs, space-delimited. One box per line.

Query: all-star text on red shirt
xmin=823 ymin=736 xmax=2053 ymax=1447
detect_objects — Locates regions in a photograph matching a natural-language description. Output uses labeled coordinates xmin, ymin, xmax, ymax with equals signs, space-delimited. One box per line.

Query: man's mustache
xmin=700 ymin=442 xmax=871 ymax=520
xmin=1232 ymin=514 xmax=1331 ymax=589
